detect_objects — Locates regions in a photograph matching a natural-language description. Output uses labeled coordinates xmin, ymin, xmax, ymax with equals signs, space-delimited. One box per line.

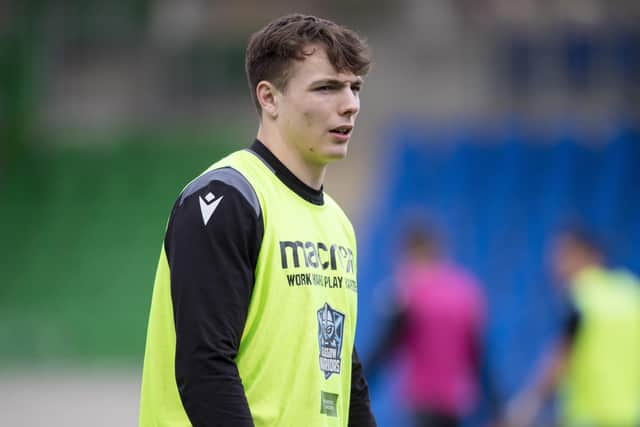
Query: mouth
xmin=329 ymin=125 xmax=353 ymax=139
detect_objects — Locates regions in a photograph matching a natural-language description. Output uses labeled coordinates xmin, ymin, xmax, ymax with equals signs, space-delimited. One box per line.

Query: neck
xmin=570 ymin=260 xmax=602 ymax=281
xmin=256 ymin=123 xmax=326 ymax=190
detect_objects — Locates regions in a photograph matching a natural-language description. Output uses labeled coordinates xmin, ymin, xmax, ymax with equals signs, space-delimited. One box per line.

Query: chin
xmin=326 ymin=144 xmax=349 ymax=160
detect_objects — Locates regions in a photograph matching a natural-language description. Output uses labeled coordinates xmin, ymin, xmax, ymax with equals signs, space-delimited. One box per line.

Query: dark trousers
xmin=414 ymin=411 xmax=459 ymax=427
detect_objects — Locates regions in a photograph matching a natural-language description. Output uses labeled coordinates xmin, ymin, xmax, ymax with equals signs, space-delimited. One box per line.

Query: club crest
xmin=317 ymin=303 xmax=345 ymax=379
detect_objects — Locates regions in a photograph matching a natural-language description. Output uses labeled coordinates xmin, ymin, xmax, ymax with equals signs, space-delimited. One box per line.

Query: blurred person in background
xmin=139 ymin=14 xmax=376 ymax=426
xmin=504 ymin=225 xmax=640 ymax=427
xmin=366 ymin=224 xmax=492 ymax=427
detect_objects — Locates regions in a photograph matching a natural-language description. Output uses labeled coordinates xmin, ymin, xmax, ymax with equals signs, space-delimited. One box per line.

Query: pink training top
xmin=395 ymin=260 xmax=486 ymax=416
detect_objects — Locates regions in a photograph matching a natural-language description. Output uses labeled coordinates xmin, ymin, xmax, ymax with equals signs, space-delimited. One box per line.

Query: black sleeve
xmin=349 ymin=347 xmax=377 ymax=427
xmin=165 ymin=172 xmax=263 ymax=427
xmin=563 ymin=303 xmax=582 ymax=343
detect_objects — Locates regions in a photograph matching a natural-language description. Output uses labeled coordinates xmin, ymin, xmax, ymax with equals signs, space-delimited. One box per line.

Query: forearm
xmin=178 ymin=370 xmax=254 ymax=426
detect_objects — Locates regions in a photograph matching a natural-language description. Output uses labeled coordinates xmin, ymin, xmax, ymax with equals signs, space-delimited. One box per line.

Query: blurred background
xmin=1 ymin=0 xmax=639 ymax=425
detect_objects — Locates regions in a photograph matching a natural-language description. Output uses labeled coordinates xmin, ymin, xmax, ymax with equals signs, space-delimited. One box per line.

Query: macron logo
xmin=199 ymin=192 xmax=224 ymax=226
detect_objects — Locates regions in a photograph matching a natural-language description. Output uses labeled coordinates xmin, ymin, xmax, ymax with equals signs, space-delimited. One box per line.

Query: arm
xmin=166 ymin=171 xmax=263 ymax=426
xmin=504 ymin=341 xmax=571 ymax=427
xmin=504 ymin=306 xmax=580 ymax=427
xmin=349 ymin=347 xmax=377 ymax=427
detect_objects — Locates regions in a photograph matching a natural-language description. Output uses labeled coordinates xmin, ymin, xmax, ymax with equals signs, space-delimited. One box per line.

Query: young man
xmin=139 ymin=14 xmax=377 ymax=427
xmin=505 ymin=226 xmax=640 ymax=427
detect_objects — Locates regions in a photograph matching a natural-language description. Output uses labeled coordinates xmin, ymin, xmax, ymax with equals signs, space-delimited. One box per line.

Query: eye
xmin=351 ymin=84 xmax=361 ymax=93
xmin=315 ymin=85 xmax=332 ymax=92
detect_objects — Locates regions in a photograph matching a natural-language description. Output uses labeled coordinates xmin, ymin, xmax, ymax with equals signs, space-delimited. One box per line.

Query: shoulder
xmin=162 ymin=163 xmax=264 ymax=246
xmin=179 ymin=166 xmax=260 ymax=218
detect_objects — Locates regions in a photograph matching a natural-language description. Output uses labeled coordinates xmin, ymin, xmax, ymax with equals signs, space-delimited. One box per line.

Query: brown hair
xmin=245 ymin=13 xmax=371 ymax=113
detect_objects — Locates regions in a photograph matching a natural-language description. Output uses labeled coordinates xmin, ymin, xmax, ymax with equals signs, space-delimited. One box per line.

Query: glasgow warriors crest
xmin=317 ymin=303 xmax=345 ymax=379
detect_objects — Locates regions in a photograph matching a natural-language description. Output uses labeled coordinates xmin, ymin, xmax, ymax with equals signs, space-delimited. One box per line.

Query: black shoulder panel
xmin=180 ymin=167 xmax=260 ymax=218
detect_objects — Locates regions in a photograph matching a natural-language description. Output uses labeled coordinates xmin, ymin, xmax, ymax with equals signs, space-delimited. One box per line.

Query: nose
xmin=339 ymin=88 xmax=359 ymax=118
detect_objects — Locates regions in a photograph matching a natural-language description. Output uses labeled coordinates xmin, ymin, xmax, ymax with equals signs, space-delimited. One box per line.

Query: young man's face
xmin=275 ymin=44 xmax=362 ymax=165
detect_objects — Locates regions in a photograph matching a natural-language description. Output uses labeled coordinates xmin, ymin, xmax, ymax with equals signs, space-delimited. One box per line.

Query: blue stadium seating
xmin=358 ymin=119 xmax=640 ymax=426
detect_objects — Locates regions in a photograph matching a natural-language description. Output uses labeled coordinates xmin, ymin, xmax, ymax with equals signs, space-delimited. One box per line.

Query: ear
xmin=256 ymin=81 xmax=279 ymax=119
